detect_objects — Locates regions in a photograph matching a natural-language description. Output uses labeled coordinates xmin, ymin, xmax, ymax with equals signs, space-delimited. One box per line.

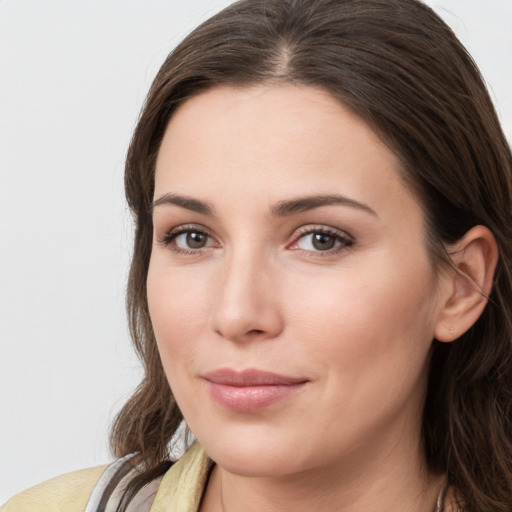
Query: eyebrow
xmin=151 ymin=193 xmax=215 ymax=215
xmin=270 ymin=194 xmax=377 ymax=217
xmin=151 ymin=193 xmax=377 ymax=217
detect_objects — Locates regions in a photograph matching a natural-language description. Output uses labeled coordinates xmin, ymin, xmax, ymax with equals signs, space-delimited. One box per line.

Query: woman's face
xmin=148 ymin=85 xmax=449 ymax=478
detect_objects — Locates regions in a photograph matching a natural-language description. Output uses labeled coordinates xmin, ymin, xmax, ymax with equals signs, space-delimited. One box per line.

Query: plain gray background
xmin=1 ymin=0 xmax=511 ymax=503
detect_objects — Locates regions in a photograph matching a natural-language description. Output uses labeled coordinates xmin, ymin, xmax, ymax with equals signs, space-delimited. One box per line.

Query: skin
xmin=147 ymin=85 xmax=457 ymax=511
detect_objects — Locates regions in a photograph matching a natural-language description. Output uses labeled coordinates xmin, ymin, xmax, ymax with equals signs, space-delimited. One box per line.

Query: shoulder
xmin=1 ymin=445 xmax=212 ymax=512
xmin=1 ymin=464 xmax=109 ymax=512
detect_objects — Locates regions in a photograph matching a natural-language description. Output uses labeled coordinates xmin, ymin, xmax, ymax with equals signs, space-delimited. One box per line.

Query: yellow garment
xmin=151 ymin=442 xmax=212 ymax=511
xmin=0 ymin=465 xmax=109 ymax=512
xmin=1 ymin=443 xmax=212 ymax=512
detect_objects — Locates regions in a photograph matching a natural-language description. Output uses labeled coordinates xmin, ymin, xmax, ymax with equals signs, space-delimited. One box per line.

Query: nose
xmin=209 ymin=249 xmax=284 ymax=343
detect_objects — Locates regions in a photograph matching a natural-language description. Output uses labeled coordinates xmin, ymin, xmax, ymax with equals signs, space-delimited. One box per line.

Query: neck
xmin=201 ymin=434 xmax=445 ymax=512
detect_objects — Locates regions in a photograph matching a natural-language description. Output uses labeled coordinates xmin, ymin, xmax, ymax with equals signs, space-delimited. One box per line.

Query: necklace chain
xmin=435 ymin=483 xmax=447 ymax=512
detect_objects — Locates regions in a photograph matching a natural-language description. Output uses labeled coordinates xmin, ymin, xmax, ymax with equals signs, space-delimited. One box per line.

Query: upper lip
xmin=203 ymin=368 xmax=308 ymax=386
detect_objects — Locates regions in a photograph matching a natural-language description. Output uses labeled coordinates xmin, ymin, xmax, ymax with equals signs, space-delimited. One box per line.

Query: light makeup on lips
xmin=202 ymin=368 xmax=309 ymax=413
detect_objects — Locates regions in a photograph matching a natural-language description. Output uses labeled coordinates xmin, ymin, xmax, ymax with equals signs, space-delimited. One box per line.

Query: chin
xmin=193 ymin=424 xmax=311 ymax=478
xmin=213 ymin=449 xmax=303 ymax=478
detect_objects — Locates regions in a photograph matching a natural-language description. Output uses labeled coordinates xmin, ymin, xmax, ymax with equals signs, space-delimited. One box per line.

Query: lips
xmin=202 ymin=368 xmax=308 ymax=413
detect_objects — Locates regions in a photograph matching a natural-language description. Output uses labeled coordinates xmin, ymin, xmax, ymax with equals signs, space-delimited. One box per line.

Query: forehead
xmin=154 ymin=85 xmax=420 ymax=224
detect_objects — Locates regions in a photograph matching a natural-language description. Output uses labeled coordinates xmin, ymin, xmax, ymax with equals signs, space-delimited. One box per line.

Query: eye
xmin=159 ymin=225 xmax=218 ymax=253
xmin=290 ymin=226 xmax=353 ymax=254
xmin=298 ymin=232 xmax=338 ymax=251
xmin=174 ymin=231 xmax=211 ymax=249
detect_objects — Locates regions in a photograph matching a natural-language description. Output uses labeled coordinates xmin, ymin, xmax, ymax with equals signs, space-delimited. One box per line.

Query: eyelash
xmin=158 ymin=224 xmax=217 ymax=255
xmin=288 ymin=225 xmax=354 ymax=256
xmin=157 ymin=224 xmax=354 ymax=256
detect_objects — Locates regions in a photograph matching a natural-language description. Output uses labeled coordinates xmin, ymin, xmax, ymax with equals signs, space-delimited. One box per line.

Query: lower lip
xmin=206 ymin=382 xmax=306 ymax=413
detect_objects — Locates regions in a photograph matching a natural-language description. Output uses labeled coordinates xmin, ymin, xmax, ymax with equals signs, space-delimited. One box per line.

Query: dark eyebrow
xmin=151 ymin=193 xmax=214 ymax=215
xmin=270 ymin=194 xmax=377 ymax=217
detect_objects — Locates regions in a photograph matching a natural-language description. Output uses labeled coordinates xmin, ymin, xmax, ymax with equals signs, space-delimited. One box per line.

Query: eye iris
xmin=186 ymin=232 xmax=207 ymax=248
xmin=312 ymin=233 xmax=335 ymax=251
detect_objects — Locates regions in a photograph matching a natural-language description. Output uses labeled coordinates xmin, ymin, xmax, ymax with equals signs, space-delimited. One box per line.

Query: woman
xmin=3 ymin=0 xmax=511 ymax=511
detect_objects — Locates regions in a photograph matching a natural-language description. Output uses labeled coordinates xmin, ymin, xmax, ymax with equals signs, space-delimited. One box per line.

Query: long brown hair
xmin=111 ymin=1 xmax=512 ymax=509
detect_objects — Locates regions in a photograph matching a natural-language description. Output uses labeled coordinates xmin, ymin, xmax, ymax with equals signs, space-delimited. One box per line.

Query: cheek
xmin=286 ymin=254 xmax=437 ymax=386
xmin=282 ymin=264 xmax=436 ymax=453
xmin=147 ymin=261 xmax=212 ymax=373
xmin=291 ymin=255 xmax=434 ymax=331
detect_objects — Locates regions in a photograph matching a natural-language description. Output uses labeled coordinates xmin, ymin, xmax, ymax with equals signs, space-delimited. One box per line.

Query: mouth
xmin=202 ymin=368 xmax=309 ymax=413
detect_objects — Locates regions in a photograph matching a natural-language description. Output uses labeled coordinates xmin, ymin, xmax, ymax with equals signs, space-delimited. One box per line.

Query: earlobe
xmin=434 ymin=225 xmax=498 ymax=343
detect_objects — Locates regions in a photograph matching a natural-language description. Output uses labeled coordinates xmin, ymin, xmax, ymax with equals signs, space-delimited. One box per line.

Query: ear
xmin=434 ymin=225 xmax=498 ymax=342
